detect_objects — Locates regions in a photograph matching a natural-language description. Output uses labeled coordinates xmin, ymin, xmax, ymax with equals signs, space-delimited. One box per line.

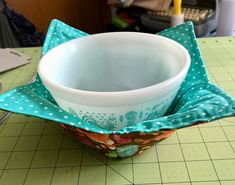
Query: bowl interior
xmin=40 ymin=32 xmax=188 ymax=92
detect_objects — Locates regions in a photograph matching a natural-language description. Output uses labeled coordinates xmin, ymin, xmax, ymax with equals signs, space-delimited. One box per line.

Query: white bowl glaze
xmin=38 ymin=32 xmax=190 ymax=130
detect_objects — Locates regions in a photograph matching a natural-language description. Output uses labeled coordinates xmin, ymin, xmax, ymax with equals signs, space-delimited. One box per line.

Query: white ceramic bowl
xmin=38 ymin=32 xmax=190 ymax=130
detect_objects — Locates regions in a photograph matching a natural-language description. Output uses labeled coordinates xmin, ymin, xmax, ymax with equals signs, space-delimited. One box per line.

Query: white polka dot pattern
xmin=0 ymin=20 xmax=234 ymax=134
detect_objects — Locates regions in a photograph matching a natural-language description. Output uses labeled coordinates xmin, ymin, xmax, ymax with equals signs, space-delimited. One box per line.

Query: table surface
xmin=0 ymin=37 xmax=235 ymax=185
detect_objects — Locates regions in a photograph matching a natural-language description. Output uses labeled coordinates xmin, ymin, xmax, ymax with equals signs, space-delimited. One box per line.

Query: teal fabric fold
xmin=0 ymin=19 xmax=234 ymax=134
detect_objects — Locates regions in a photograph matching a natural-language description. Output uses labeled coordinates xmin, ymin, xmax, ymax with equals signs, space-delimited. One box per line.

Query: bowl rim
xmin=38 ymin=32 xmax=191 ymax=99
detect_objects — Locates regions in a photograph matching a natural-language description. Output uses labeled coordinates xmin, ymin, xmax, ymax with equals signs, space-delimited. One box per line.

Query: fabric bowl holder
xmin=0 ymin=19 xmax=235 ymax=158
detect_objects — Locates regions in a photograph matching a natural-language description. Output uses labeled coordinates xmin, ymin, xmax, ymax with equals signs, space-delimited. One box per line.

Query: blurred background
xmin=1 ymin=0 xmax=234 ymax=48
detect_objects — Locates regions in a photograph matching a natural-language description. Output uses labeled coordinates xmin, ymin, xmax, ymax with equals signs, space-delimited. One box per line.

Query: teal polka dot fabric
xmin=0 ymin=19 xmax=235 ymax=134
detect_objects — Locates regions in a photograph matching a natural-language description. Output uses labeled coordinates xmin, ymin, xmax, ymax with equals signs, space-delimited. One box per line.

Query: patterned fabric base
xmin=61 ymin=124 xmax=175 ymax=158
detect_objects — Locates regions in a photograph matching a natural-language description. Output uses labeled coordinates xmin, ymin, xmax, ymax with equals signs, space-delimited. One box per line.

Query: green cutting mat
xmin=0 ymin=37 xmax=235 ymax=185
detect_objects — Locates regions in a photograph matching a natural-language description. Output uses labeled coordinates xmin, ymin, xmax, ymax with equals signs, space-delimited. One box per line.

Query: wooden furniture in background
xmin=5 ymin=0 xmax=111 ymax=34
